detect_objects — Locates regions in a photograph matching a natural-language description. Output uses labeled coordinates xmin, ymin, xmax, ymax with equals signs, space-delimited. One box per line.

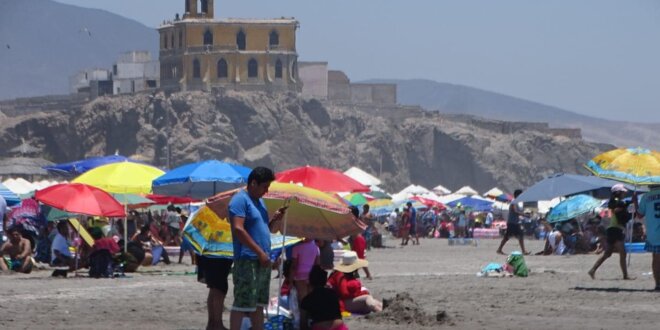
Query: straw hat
xmin=334 ymin=251 xmax=369 ymax=273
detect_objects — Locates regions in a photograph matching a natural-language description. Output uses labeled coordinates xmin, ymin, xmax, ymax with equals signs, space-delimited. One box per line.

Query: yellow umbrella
xmin=367 ymin=198 xmax=394 ymax=208
xmin=585 ymin=147 xmax=660 ymax=185
xmin=72 ymin=162 xmax=165 ymax=194
xmin=73 ymin=162 xmax=164 ymax=252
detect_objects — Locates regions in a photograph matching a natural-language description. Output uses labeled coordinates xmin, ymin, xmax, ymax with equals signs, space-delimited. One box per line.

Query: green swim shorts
xmin=231 ymin=258 xmax=271 ymax=312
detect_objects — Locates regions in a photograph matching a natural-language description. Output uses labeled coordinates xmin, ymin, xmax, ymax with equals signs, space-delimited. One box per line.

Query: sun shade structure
xmin=585 ymin=147 xmax=660 ymax=185
xmin=73 ymin=162 xmax=165 ymax=194
xmin=455 ymin=186 xmax=479 ymax=196
xmin=35 ymin=183 xmax=126 ymax=217
xmin=44 ymin=154 xmax=143 ymax=176
xmin=276 ymin=165 xmax=370 ymax=193
xmin=546 ymin=194 xmax=603 ymax=223
xmin=343 ymin=167 xmax=382 ymax=186
xmin=152 ymin=160 xmax=251 ymax=199
xmin=514 ymin=173 xmax=641 ymax=203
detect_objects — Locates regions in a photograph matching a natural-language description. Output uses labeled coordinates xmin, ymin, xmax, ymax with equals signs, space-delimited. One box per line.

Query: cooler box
xmin=473 ymin=228 xmax=500 ymax=239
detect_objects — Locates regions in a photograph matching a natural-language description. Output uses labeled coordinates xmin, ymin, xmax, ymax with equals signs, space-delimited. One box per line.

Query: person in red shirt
xmin=348 ymin=206 xmax=372 ymax=280
xmin=327 ymin=251 xmax=382 ymax=314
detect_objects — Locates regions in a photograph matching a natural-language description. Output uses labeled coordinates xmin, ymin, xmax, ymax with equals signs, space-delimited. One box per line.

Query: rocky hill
xmin=0 ymin=91 xmax=611 ymax=192
xmin=366 ymin=79 xmax=660 ymax=150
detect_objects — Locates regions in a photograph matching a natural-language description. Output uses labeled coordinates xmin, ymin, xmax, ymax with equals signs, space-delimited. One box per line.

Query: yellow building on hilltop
xmin=158 ymin=0 xmax=300 ymax=92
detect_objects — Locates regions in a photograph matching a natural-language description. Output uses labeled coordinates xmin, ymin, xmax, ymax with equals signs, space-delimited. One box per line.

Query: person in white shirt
xmin=51 ymin=221 xmax=74 ymax=270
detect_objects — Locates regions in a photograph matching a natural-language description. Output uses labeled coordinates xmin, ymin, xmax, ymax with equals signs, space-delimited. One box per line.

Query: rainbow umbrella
xmin=585 ymin=147 xmax=660 ymax=185
xmin=183 ymin=204 xmax=302 ymax=258
xmin=72 ymin=162 xmax=165 ymax=194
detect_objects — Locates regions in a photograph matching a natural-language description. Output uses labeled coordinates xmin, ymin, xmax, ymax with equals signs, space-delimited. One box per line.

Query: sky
xmin=54 ymin=0 xmax=660 ymax=122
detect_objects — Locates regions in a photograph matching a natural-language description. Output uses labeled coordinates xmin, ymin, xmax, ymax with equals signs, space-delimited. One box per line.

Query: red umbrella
xmin=35 ymin=183 xmax=126 ymax=217
xmin=411 ymin=196 xmax=446 ymax=210
xmin=276 ymin=165 xmax=370 ymax=193
xmin=145 ymin=194 xmax=200 ymax=205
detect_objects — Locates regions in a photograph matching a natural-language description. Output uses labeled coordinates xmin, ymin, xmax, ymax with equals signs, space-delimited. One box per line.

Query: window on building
xmin=179 ymin=30 xmax=183 ymax=48
xmin=217 ymin=59 xmax=228 ymax=78
xmin=275 ymin=59 xmax=283 ymax=79
xmin=291 ymin=60 xmax=297 ymax=79
xmin=171 ymin=34 xmax=175 ymax=49
xmin=113 ymin=65 xmax=117 ymax=75
xmin=203 ymin=29 xmax=213 ymax=46
xmin=193 ymin=59 xmax=201 ymax=78
xmin=185 ymin=0 xmax=190 ymax=13
xmin=248 ymin=59 xmax=258 ymax=78
xmin=201 ymin=0 xmax=209 ymax=13
xmin=236 ymin=30 xmax=246 ymax=50
xmin=163 ymin=34 xmax=168 ymax=49
xmin=269 ymin=30 xmax=279 ymax=47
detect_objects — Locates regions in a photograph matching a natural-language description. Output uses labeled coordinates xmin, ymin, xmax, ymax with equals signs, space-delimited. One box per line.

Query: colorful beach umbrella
xmin=152 ymin=160 xmax=251 ymax=199
xmin=344 ymin=193 xmax=373 ymax=206
xmin=35 ymin=183 xmax=126 ymax=217
xmin=447 ymin=196 xmax=493 ymax=212
xmin=183 ymin=204 xmax=302 ymax=258
xmin=276 ymin=165 xmax=370 ymax=193
xmin=411 ymin=196 xmax=446 ymax=210
xmin=73 ymin=162 xmax=165 ymax=194
xmin=585 ymin=147 xmax=660 ymax=185
xmin=546 ymin=194 xmax=603 ymax=223
xmin=514 ymin=173 xmax=640 ymax=203
xmin=43 ymin=154 xmax=143 ymax=176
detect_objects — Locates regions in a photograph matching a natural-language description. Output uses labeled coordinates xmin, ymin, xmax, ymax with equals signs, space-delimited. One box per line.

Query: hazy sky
xmin=54 ymin=0 xmax=660 ymax=122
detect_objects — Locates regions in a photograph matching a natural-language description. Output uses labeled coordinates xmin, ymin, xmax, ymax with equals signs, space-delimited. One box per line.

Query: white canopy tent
xmin=483 ymin=187 xmax=504 ymax=197
xmin=343 ymin=167 xmax=382 ymax=187
xmin=455 ymin=186 xmax=479 ymax=196
xmin=432 ymin=184 xmax=451 ymax=195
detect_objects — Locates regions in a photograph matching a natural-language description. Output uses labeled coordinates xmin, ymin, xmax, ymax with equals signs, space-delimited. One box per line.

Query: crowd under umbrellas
xmin=1 ymin=146 xmax=659 ymax=328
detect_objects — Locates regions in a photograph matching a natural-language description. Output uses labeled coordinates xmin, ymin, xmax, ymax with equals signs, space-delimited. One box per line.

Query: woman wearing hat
xmin=327 ymin=251 xmax=382 ymax=314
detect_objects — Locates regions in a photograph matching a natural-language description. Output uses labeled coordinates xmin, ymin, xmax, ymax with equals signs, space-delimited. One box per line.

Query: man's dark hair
xmin=57 ymin=221 xmax=68 ymax=233
xmin=308 ymin=265 xmax=328 ymax=288
xmin=247 ymin=166 xmax=276 ymax=185
xmin=167 ymin=205 xmax=175 ymax=211
xmin=349 ymin=205 xmax=359 ymax=218
xmin=363 ymin=204 xmax=370 ymax=211
xmin=175 ymin=207 xmax=182 ymax=213
xmin=406 ymin=202 xmax=412 ymax=207
xmin=90 ymin=227 xmax=104 ymax=240
xmin=513 ymin=189 xmax=523 ymax=198
xmin=6 ymin=225 xmax=19 ymax=234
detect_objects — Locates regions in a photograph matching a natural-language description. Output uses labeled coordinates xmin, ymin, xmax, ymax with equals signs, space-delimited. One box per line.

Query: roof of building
xmin=160 ymin=17 xmax=298 ymax=28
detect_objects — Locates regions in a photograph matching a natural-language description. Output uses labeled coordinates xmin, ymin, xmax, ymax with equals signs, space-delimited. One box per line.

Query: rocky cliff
xmin=0 ymin=91 xmax=611 ymax=192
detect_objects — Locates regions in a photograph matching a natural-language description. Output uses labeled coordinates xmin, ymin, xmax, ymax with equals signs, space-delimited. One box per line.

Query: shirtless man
xmin=0 ymin=226 xmax=33 ymax=273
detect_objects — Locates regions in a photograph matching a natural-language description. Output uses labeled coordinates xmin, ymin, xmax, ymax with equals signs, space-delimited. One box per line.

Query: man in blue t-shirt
xmin=406 ymin=202 xmax=420 ymax=245
xmin=229 ymin=167 xmax=286 ymax=330
xmin=636 ymin=185 xmax=660 ymax=291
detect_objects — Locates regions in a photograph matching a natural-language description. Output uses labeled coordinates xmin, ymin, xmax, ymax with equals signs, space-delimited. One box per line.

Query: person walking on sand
xmin=406 ymin=202 xmax=420 ymax=245
xmin=400 ymin=207 xmax=411 ymax=246
xmin=588 ymin=184 xmax=634 ymax=280
xmin=496 ymin=189 xmax=530 ymax=255
xmin=635 ymin=184 xmax=660 ymax=290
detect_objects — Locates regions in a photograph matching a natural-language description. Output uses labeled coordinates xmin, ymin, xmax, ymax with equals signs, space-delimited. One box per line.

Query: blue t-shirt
xmin=638 ymin=189 xmax=660 ymax=245
xmin=228 ymin=190 xmax=271 ymax=260
xmin=409 ymin=207 xmax=417 ymax=226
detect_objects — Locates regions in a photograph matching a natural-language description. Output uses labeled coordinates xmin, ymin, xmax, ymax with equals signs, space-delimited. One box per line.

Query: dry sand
xmin=1 ymin=238 xmax=658 ymax=330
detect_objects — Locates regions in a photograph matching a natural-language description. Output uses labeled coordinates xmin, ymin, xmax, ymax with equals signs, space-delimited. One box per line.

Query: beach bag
xmin=506 ymin=253 xmax=529 ymax=277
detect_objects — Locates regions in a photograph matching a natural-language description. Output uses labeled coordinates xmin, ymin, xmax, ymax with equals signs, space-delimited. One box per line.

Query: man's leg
xmin=18 ymin=256 xmax=33 ymax=274
xmin=363 ymin=266 xmax=373 ymax=280
xmin=250 ymin=307 xmax=265 ymax=330
xmin=0 ymin=258 xmax=9 ymax=272
xmin=230 ymin=311 xmax=246 ymax=330
xmin=207 ymin=288 xmax=227 ymax=330
xmin=614 ymin=241 xmax=632 ymax=279
xmin=653 ymin=253 xmax=660 ymax=289
xmin=517 ymin=236 xmax=529 ymax=255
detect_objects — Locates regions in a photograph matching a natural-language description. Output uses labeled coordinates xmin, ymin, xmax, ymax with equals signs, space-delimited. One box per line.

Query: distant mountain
xmin=365 ymin=79 xmax=660 ymax=150
xmin=0 ymin=0 xmax=157 ymax=99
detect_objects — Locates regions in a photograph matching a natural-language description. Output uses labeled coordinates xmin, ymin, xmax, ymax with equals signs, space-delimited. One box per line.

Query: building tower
xmin=159 ymin=0 xmax=300 ymax=93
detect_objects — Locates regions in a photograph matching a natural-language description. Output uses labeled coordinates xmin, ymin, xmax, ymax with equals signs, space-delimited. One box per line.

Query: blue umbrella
xmin=152 ymin=160 xmax=251 ymax=199
xmin=447 ymin=196 xmax=493 ymax=212
xmin=546 ymin=194 xmax=603 ymax=223
xmin=514 ymin=173 xmax=643 ymax=203
xmin=43 ymin=154 xmax=142 ymax=176
xmin=0 ymin=182 xmax=21 ymax=206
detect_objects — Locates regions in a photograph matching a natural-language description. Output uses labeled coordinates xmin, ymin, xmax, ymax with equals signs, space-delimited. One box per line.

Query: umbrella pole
xmin=124 ymin=205 xmax=128 ymax=253
xmin=627 ymin=185 xmax=638 ymax=268
xmin=276 ymin=198 xmax=291 ymax=317
xmin=74 ymin=218 xmax=81 ymax=277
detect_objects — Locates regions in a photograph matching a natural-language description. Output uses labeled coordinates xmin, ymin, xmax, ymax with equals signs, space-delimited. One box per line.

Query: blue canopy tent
xmin=43 ymin=154 xmax=142 ymax=177
xmin=0 ymin=182 xmax=21 ymax=206
xmin=152 ymin=160 xmax=251 ymax=199
xmin=447 ymin=196 xmax=493 ymax=212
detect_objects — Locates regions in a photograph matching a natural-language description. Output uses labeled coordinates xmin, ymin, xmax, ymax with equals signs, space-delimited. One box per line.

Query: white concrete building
xmin=112 ymin=51 xmax=160 ymax=94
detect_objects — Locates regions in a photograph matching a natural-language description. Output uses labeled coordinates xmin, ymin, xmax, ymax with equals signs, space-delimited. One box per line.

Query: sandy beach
xmin=1 ymin=238 xmax=658 ymax=330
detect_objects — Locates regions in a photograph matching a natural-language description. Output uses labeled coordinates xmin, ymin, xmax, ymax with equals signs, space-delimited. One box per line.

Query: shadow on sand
xmin=571 ymin=286 xmax=656 ymax=293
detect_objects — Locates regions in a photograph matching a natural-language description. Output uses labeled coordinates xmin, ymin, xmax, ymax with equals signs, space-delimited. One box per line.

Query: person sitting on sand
xmin=327 ymin=251 xmax=382 ymax=315
xmin=51 ymin=221 xmax=75 ymax=270
xmin=301 ymin=265 xmax=347 ymax=330
xmin=539 ymin=224 xmax=566 ymax=255
xmin=0 ymin=226 xmax=34 ymax=273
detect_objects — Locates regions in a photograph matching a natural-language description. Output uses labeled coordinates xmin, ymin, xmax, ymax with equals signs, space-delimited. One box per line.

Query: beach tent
xmin=398 ymin=184 xmax=430 ymax=196
xmin=2 ymin=178 xmax=37 ymax=195
xmin=455 ymin=186 xmax=479 ymax=196
xmin=432 ymin=184 xmax=451 ymax=195
xmin=343 ymin=167 xmax=382 ymax=187
xmin=43 ymin=154 xmax=143 ymax=177
xmin=0 ymin=182 xmax=20 ymax=206
xmin=483 ymin=187 xmax=504 ymax=198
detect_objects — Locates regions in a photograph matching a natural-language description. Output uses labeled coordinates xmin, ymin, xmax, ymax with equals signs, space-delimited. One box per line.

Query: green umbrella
xmin=368 ymin=191 xmax=391 ymax=199
xmin=346 ymin=193 xmax=369 ymax=206
xmin=43 ymin=205 xmax=76 ymax=222
xmin=111 ymin=193 xmax=154 ymax=206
